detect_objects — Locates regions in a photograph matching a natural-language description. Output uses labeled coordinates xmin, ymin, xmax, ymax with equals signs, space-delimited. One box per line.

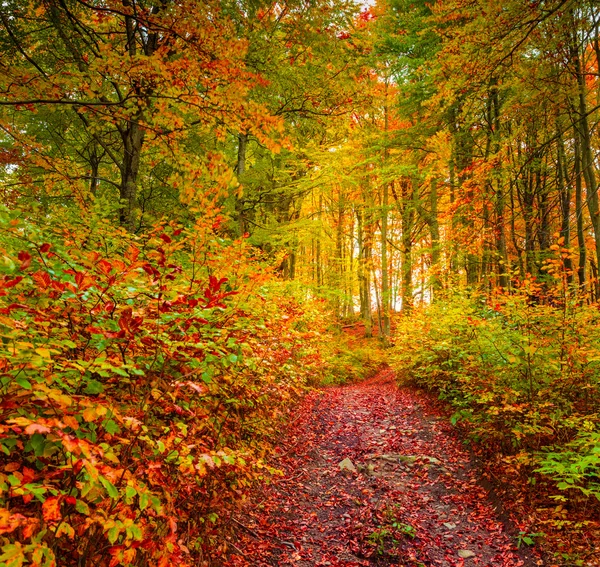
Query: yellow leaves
xmin=47 ymin=389 xmax=72 ymax=408
xmin=55 ymin=522 xmax=75 ymax=539
xmin=82 ymin=405 xmax=107 ymax=423
xmin=0 ymin=509 xmax=26 ymax=535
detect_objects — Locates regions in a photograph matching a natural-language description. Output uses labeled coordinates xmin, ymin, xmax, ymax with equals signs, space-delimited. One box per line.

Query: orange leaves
xmin=31 ymin=271 xmax=51 ymax=290
xmin=0 ymin=510 xmax=27 ymax=535
xmin=42 ymin=497 xmax=62 ymax=523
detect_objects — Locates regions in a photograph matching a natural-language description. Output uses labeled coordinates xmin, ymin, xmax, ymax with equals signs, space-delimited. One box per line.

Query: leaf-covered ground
xmin=226 ymin=368 xmax=544 ymax=567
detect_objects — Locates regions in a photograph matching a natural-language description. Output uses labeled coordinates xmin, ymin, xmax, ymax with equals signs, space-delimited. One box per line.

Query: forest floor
xmin=225 ymin=367 xmax=546 ymax=567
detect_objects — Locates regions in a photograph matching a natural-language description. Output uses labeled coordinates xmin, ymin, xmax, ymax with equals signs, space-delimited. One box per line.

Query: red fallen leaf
xmin=18 ymin=250 xmax=32 ymax=270
xmin=168 ymin=516 xmax=177 ymax=534
xmin=173 ymin=228 xmax=183 ymax=236
xmin=159 ymin=233 xmax=172 ymax=244
xmin=21 ymin=467 xmax=35 ymax=483
xmin=39 ymin=243 xmax=51 ymax=253
xmin=42 ymin=496 xmax=62 ymax=522
xmin=65 ymin=496 xmax=76 ymax=506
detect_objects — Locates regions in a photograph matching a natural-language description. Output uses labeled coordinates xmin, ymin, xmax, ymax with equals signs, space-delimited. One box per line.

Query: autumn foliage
xmin=0 ymin=208 xmax=330 ymax=567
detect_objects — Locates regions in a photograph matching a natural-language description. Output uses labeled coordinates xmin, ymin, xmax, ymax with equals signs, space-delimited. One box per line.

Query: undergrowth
xmin=0 ymin=206 xmax=336 ymax=567
xmin=392 ymin=277 xmax=600 ymax=560
xmin=318 ymin=337 xmax=385 ymax=386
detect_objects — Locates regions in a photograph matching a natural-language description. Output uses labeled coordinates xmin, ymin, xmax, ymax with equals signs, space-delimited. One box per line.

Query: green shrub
xmin=392 ymin=287 xmax=600 ymax=502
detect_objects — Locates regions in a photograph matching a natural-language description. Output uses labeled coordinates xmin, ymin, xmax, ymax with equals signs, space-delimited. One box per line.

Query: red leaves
xmin=73 ymin=270 xmax=95 ymax=291
xmin=203 ymin=275 xmax=237 ymax=309
xmin=97 ymin=259 xmax=113 ymax=275
xmin=142 ymin=263 xmax=160 ymax=278
xmin=118 ymin=307 xmax=143 ymax=335
xmin=17 ymin=250 xmax=32 ymax=271
xmin=1 ymin=275 xmax=23 ymax=290
xmin=231 ymin=371 xmax=538 ymax=567
xmin=0 ymin=219 xmax=331 ymax=567
xmin=24 ymin=423 xmax=51 ymax=435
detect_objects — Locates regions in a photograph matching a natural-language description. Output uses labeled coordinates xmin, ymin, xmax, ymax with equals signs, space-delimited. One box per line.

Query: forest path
xmin=226 ymin=368 xmax=542 ymax=567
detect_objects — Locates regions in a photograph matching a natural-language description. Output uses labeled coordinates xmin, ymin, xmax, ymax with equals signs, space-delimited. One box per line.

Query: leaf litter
xmin=226 ymin=368 xmax=544 ymax=566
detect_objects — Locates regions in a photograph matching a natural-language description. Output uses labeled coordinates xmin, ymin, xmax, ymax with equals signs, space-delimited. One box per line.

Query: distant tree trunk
xmin=316 ymin=192 xmax=323 ymax=286
xmin=557 ymin=127 xmax=573 ymax=284
xmin=118 ymin=5 xmax=157 ymax=231
xmin=381 ymin=179 xmax=390 ymax=340
xmin=335 ymin=189 xmax=344 ymax=318
xmin=449 ymin=101 xmax=477 ymax=286
xmin=357 ymin=201 xmax=373 ymax=338
xmin=380 ymin=100 xmax=390 ymax=342
xmin=428 ymin=178 xmax=442 ymax=299
xmin=400 ymin=178 xmax=415 ymax=312
xmin=490 ymin=84 xmax=509 ymax=289
xmin=574 ymin=130 xmax=587 ymax=290
xmin=235 ymin=132 xmax=248 ymax=235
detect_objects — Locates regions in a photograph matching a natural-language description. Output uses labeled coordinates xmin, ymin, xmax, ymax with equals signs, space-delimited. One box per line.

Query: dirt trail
xmin=226 ymin=368 xmax=543 ymax=567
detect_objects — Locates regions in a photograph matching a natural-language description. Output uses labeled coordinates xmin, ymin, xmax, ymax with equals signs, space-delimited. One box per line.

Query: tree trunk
xmin=574 ymin=129 xmax=587 ymax=290
xmin=120 ymin=121 xmax=145 ymax=231
xmin=400 ymin=178 xmax=415 ymax=312
xmin=428 ymin=178 xmax=442 ymax=299
xmin=557 ymin=127 xmax=573 ymax=284
xmin=235 ymin=132 xmax=248 ymax=235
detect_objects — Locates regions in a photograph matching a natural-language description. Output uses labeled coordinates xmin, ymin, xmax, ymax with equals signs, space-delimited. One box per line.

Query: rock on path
xmin=226 ymin=368 xmax=543 ymax=567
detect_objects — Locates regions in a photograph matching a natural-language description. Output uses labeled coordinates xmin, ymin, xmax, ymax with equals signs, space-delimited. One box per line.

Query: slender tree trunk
xmin=400 ymin=178 xmax=415 ymax=312
xmin=574 ymin=130 xmax=587 ymax=290
xmin=381 ymin=179 xmax=390 ymax=339
xmin=490 ymin=85 xmax=509 ymax=288
xmin=557 ymin=127 xmax=573 ymax=284
xmin=235 ymin=132 xmax=248 ymax=235
xmin=316 ymin=193 xmax=323 ymax=286
xmin=357 ymin=206 xmax=372 ymax=337
xmin=428 ymin=178 xmax=442 ymax=299
xmin=380 ymin=100 xmax=390 ymax=342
